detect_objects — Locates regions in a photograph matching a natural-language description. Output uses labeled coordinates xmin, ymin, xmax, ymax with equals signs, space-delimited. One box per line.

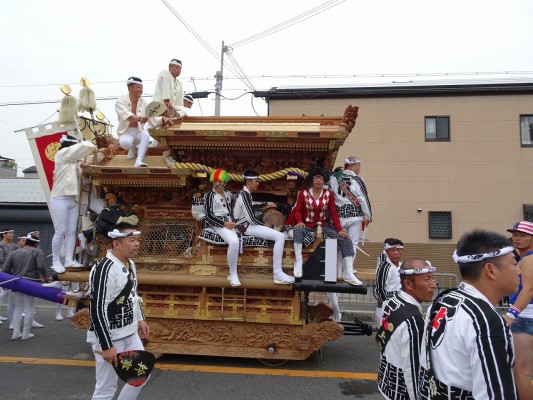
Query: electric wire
xmin=0 ymin=118 xmax=22 ymax=129
xmin=1 ymin=70 xmax=532 ymax=90
xmin=218 ymin=92 xmax=253 ymax=101
xmin=224 ymin=47 xmax=255 ymax=91
xmin=190 ymin=78 xmax=205 ymax=116
xmin=250 ymin=93 xmax=260 ymax=116
xmin=36 ymin=111 xmax=58 ymax=126
xmin=229 ymin=0 xmax=345 ymax=48
xmin=160 ymin=0 xmax=254 ymax=90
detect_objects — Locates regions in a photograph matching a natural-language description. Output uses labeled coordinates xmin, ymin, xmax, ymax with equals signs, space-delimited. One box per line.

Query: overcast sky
xmin=1 ymin=0 xmax=533 ymax=172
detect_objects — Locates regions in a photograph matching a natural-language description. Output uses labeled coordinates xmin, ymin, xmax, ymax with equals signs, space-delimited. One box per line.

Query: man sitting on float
xmin=291 ymin=166 xmax=361 ymax=285
xmin=202 ymin=169 xmax=242 ymax=287
xmin=233 ymin=170 xmax=295 ymax=285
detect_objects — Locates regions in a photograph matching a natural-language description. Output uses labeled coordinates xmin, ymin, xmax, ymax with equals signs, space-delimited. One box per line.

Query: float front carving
xmin=147 ymin=318 xmax=343 ymax=353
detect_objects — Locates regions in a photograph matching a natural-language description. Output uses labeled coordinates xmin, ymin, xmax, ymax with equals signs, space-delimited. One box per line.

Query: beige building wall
xmin=269 ymin=94 xmax=533 ymax=245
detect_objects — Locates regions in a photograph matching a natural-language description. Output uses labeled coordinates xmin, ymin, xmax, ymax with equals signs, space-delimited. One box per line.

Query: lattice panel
xmin=139 ymin=286 xmax=301 ymax=325
xmin=137 ymin=218 xmax=195 ymax=258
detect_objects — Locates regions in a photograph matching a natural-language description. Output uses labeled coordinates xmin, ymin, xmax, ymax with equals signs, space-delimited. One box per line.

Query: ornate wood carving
xmin=145 ymin=318 xmax=343 ymax=359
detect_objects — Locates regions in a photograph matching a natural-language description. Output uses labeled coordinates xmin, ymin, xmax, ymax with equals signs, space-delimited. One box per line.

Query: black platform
xmin=292 ymin=240 xmax=367 ymax=294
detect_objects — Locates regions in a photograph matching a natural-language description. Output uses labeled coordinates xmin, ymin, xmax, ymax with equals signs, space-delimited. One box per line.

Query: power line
xmin=2 ymin=71 xmax=533 ymax=107
xmin=160 ymin=0 xmax=220 ymax=61
xmin=229 ymin=0 xmax=346 ymax=48
xmin=0 ymin=79 xmax=154 ymax=89
xmin=0 ymin=118 xmax=23 ymax=129
xmin=160 ymin=0 xmax=251 ymax=89
xmin=224 ymin=47 xmax=255 ymax=91
xmin=0 ymin=91 xmax=256 ymax=108
xmin=189 ymin=71 xmax=533 ymax=81
xmin=2 ymin=70 xmax=532 ymax=90
xmin=190 ymin=78 xmax=205 ymax=117
xmin=218 ymin=91 xmax=253 ymax=101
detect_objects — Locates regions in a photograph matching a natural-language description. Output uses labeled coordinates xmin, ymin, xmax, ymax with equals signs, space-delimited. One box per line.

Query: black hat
xmin=306 ymin=165 xmax=329 ymax=183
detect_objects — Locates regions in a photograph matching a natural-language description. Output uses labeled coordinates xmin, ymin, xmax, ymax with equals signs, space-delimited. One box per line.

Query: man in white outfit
xmin=328 ymin=156 xmax=371 ymax=320
xmin=153 ymin=59 xmax=184 ymax=117
xmin=115 ymin=77 xmax=150 ymax=167
xmin=233 ymin=170 xmax=295 ymax=285
xmin=88 ymin=223 xmax=150 ymax=400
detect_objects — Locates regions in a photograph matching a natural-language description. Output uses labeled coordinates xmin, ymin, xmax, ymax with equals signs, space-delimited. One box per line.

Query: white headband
xmin=126 ymin=77 xmax=143 ymax=85
xmin=18 ymin=236 xmax=26 ymax=239
xmin=0 ymin=230 xmax=13 ymax=234
xmin=243 ymin=174 xmax=259 ymax=180
xmin=384 ymin=244 xmax=404 ymax=250
xmin=452 ymin=246 xmax=515 ymax=264
xmin=59 ymin=135 xmax=77 ymax=144
xmin=108 ymin=229 xmax=141 ymax=239
xmin=169 ymin=59 xmax=182 ymax=67
xmin=400 ymin=266 xmax=436 ymax=275
xmin=344 ymin=158 xmax=360 ymax=165
xmin=26 ymin=233 xmax=39 ymax=242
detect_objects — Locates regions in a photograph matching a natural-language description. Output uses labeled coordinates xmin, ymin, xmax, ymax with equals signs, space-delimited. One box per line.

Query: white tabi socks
xmin=342 ymin=257 xmax=363 ymax=286
xmin=227 ymin=263 xmax=241 ymax=287
xmin=293 ymin=242 xmax=303 ymax=278
xmin=327 ymin=292 xmax=342 ymax=321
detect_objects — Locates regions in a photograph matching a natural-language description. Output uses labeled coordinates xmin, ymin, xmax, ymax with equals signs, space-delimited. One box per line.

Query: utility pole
xmin=214 ymin=41 xmax=225 ymax=116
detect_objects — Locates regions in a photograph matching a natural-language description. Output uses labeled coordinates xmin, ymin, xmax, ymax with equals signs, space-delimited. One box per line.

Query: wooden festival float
xmin=27 ymin=103 xmax=371 ymax=364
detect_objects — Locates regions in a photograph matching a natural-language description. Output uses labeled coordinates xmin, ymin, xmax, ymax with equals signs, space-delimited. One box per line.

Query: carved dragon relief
xmin=146 ymin=318 xmax=343 ymax=352
xmin=340 ymin=104 xmax=359 ymax=133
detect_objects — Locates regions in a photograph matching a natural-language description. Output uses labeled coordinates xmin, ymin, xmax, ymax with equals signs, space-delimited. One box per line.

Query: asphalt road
xmin=0 ymin=301 xmax=383 ymax=400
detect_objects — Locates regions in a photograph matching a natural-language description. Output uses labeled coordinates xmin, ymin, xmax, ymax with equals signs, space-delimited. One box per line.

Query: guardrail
xmin=308 ymin=272 xmax=460 ymax=305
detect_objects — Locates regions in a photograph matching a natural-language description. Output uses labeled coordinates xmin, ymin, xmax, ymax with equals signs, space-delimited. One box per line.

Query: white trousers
xmin=91 ymin=333 xmax=148 ymax=400
xmin=330 ymin=218 xmax=363 ymax=320
xmin=51 ymin=196 xmax=79 ymax=264
xmin=212 ymin=226 xmax=239 ymax=275
xmin=339 ymin=217 xmax=363 ymax=256
xmin=12 ymin=292 xmax=35 ymax=334
xmin=7 ymin=289 xmax=15 ymax=324
xmin=119 ymin=127 xmax=150 ymax=163
xmin=244 ymin=224 xmax=285 ymax=272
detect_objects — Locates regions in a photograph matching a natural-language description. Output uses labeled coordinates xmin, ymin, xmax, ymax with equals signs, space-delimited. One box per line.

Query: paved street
xmin=0 ymin=301 xmax=383 ymax=399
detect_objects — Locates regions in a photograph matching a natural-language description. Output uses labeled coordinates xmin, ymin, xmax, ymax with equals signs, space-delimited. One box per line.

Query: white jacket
xmin=115 ymin=94 xmax=149 ymax=135
xmin=51 ymin=141 xmax=96 ymax=198
xmin=153 ymin=69 xmax=183 ymax=108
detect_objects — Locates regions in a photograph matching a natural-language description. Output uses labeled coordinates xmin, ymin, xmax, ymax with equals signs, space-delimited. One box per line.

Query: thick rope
xmin=167 ymin=161 xmax=308 ymax=182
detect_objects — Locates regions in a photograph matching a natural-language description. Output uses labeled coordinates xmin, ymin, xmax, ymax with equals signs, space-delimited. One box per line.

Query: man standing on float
xmin=328 ymin=156 xmax=371 ymax=319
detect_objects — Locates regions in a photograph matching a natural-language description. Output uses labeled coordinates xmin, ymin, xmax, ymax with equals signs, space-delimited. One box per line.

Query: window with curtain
xmin=425 ymin=116 xmax=450 ymax=142
xmin=520 ymin=115 xmax=533 ymax=147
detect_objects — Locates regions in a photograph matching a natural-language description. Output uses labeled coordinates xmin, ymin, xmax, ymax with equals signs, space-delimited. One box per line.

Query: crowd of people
xmin=2 ymin=57 xmax=533 ymax=399
xmin=375 ymin=223 xmax=533 ymax=400
xmin=0 ymin=230 xmax=47 ymax=340
xmin=191 ymin=157 xmax=371 ymax=289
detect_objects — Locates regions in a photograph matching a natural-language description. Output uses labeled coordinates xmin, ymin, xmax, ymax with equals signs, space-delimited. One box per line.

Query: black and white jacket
xmin=375 ymin=251 xmax=401 ymax=308
xmin=87 ymin=250 xmax=144 ymax=350
xmin=329 ymin=169 xmax=372 ymax=220
xmin=418 ymin=282 xmax=518 ymax=400
xmin=377 ymin=291 xmax=424 ymax=400
xmin=233 ymin=186 xmax=264 ymax=226
xmin=204 ymin=189 xmax=234 ymax=228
